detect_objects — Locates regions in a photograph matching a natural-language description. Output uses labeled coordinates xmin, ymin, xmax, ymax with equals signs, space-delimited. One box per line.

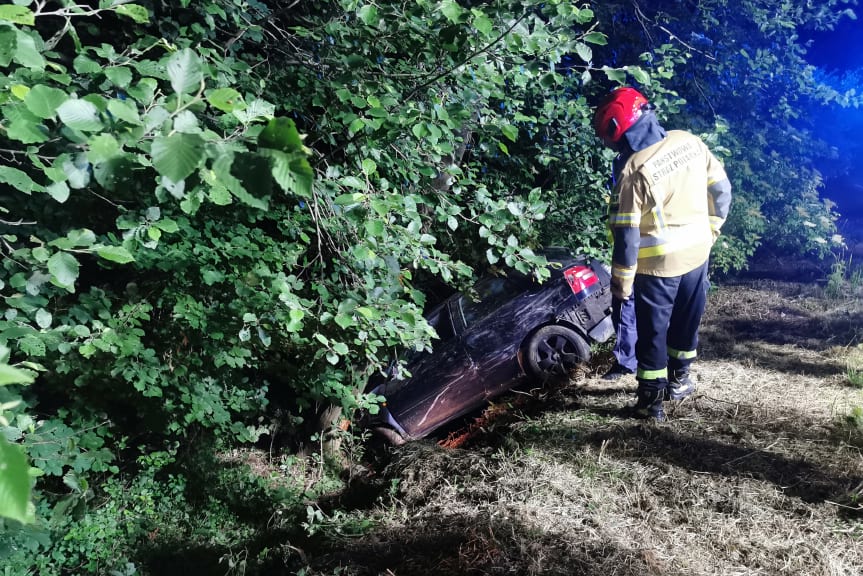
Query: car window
xmin=426 ymin=303 xmax=455 ymax=342
xmin=458 ymin=277 xmax=520 ymax=327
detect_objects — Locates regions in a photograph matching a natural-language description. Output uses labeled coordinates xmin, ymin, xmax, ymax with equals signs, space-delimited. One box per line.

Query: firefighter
xmin=593 ymin=87 xmax=732 ymax=420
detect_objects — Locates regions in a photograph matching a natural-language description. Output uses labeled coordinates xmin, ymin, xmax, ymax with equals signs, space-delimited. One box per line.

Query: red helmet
xmin=593 ymin=87 xmax=650 ymax=146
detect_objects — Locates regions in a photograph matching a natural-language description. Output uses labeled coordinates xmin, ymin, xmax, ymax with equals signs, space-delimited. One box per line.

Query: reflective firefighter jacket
xmin=609 ymin=130 xmax=732 ymax=300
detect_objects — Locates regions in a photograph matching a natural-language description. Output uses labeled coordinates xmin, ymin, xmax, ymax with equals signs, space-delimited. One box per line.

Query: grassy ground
xmin=281 ymin=271 xmax=863 ymax=576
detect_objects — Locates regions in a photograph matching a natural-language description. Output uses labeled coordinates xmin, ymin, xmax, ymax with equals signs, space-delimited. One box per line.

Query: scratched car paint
xmin=364 ymin=249 xmax=614 ymax=443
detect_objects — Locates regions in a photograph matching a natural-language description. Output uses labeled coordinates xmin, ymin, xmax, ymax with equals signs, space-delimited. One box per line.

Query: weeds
xmin=847 ymin=364 xmax=863 ymax=389
xmin=845 ymin=406 xmax=863 ymax=431
xmin=826 ymin=255 xmax=863 ymax=299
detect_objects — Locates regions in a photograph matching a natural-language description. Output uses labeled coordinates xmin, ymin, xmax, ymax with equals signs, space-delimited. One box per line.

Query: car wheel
xmin=523 ymin=325 xmax=590 ymax=381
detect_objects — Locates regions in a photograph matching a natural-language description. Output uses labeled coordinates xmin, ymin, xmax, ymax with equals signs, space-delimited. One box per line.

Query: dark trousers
xmin=633 ymin=260 xmax=709 ymax=392
xmin=612 ymin=296 xmax=637 ymax=372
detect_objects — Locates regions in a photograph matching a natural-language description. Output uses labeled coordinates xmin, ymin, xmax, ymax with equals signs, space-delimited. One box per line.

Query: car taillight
xmin=563 ymin=265 xmax=599 ymax=301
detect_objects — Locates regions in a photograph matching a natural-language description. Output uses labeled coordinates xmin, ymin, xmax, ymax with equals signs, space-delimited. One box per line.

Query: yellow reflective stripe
xmin=639 ymin=243 xmax=669 ymax=258
xmin=611 ymin=265 xmax=636 ymax=279
xmin=610 ymin=212 xmax=639 ymax=226
xmin=668 ymin=346 xmax=697 ymax=360
xmin=638 ymin=368 xmax=667 ymax=380
xmin=709 ymin=216 xmax=724 ymax=231
xmin=638 ymin=222 xmax=711 ymax=259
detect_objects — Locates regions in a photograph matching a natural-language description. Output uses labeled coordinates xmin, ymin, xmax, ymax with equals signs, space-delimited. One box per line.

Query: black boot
xmin=630 ymin=388 xmax=666 ymax=421
xmin=667 ymin=369 xmax=695 ymax=401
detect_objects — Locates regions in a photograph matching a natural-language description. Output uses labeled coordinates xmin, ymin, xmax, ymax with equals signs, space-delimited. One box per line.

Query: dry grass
xmin=293 ymin=278 xmax=863 ymax=576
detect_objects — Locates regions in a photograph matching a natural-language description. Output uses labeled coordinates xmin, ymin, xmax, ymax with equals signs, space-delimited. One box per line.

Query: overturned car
xmin=364 ymin=249 xmax=614 ymax=444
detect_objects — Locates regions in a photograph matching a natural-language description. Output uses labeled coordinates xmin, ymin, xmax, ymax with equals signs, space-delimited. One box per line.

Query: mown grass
xmin=284 ymin=276 xmax=863 ymax=576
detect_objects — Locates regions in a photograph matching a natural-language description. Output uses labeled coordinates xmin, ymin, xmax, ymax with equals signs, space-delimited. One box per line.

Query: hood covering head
xmin=622 ymin=110 xmax=667 ymax=153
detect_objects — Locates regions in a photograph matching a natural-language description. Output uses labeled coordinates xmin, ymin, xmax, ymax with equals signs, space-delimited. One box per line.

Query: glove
xmin=610 ymin=278 xmax=631 ymax=301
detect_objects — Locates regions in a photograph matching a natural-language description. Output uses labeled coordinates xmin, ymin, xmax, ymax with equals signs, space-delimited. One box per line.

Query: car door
xmin=457 ymin=276 xmax=538 ymax=399
xmin=380 ymin=297 xmax=484 ymax=439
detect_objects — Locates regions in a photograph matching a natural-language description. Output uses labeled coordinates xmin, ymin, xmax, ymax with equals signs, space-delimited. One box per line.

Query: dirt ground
xmin=288 ymin=266 xmax=863 ymax=576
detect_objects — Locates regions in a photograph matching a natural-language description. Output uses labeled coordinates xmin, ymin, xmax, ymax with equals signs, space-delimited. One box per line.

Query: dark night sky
xmin=805 ymin=15 xmax=863 ymax=72
xmin=802 ymin=14 xmax=863 ymax=217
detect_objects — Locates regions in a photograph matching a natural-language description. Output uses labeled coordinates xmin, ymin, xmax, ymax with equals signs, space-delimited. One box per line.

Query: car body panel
xmin=368 ymin=250 xmax=613 ymax=441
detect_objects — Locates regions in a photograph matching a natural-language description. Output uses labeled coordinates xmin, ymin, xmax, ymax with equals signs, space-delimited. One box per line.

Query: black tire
xmin=523 ymin=325 xmax=591 ymax=382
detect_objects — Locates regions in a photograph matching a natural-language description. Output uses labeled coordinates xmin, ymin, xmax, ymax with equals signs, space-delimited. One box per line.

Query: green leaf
xmin=13 ymin=29 xmax=43 ymax=69
xmin=348 ymin=118 xmax=365 ymax=135
xmin=0 ymin=166 xmax=41 ymax=194
xmin=6 ymin=119 xmax=47 ymax=144
xmin=0 ymin=436 xmax=34 ymax=524
xmin=258 ymin=117 xmax=304 ymax=153
xmin=0 ymin=5 xmax=34 ymax=26
xmin=501 ymin=124 xmax=518 ymax=142
xmin=154 ymin=218 xmax=179 ymax=233
xmin=357 ymin=5 xmax=379 ymax=26
xmin=202 ymin=270 xmax=224 ymax=285
xmin=166 ymin=48 xmax=203 ymax=95
xmin=0 ymin=25 xmax=15 ymax=67
xmin=361 ymin=158 xmax=377 ymax=175
xmin=627 ymin=66 xmax=651 ymax=85
xmin=107 ymin=99 xmax=142 ymax=125
xmin=574 ymin=7 xmax=594 ymax=24
xmin=356 ymin=307 xmax=376 ymax=320
xmin=340 ymin=176 xmax=365 ymax=189
xmin=24 ymin=85 xmax=68 ymax=119
xmin=575 ymin=42 xmax=592 ymax=63
xmin=0 ymin=364 xmax=34 ymax=387
xmin=206 ymin=87 xmax=243 ymax=112
xmin=151 ymin=133 xmax=205 ymax=182
xmin=47 ymin=251 xmax=79 ymax=289
xmin=114 ymin=3 xmax=149 ymax=23
xmin=126 ymin=78 xmax=157 ymax=104
xmin=51 ymin=228 xmax=96 ymax=249
xmin=173 ymin=110 xmax=200 ymax=133
xmin=104 ymin=66 xmax=133 ymax=89
xmin=206 ymin=182 xmax=231 ymax=205
xmin=73 ymin=54 xmax=102 ymax=74
xmin=602 ymin=67 xmax=627 ymax=84
xmin=87 ymin=133 xmax=121 ymax=163
xmin=232 ymin=98 xmax=274 ymax=123
xmin=283 ymin=310 xmax=302 ymax=331
xmin=46 ymin=182 xmax=70 ymax=203
xmin=583 ymin=32 xmax=608 ymax=45
xmin=95 ymin=245 xmax=135 ymax=264
xmin=332 ymin=342 xmax=349 ymax=355
xmin=441 ymin=0 xmax=464 ymax=23
xmin=35 ymin=308 xmax=51 ymax=329
xmin=365 ymin=219 xmax=384 ymax=237
xmin=263 ymin=150 xmax=313 ymax=198
xmin=57 ymin=99 xmax=104 ymax=132
xmin=335 ymin=192 xmax=365 ymax=205
xmin=473 ymin=12 xmax=493 ymax=36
